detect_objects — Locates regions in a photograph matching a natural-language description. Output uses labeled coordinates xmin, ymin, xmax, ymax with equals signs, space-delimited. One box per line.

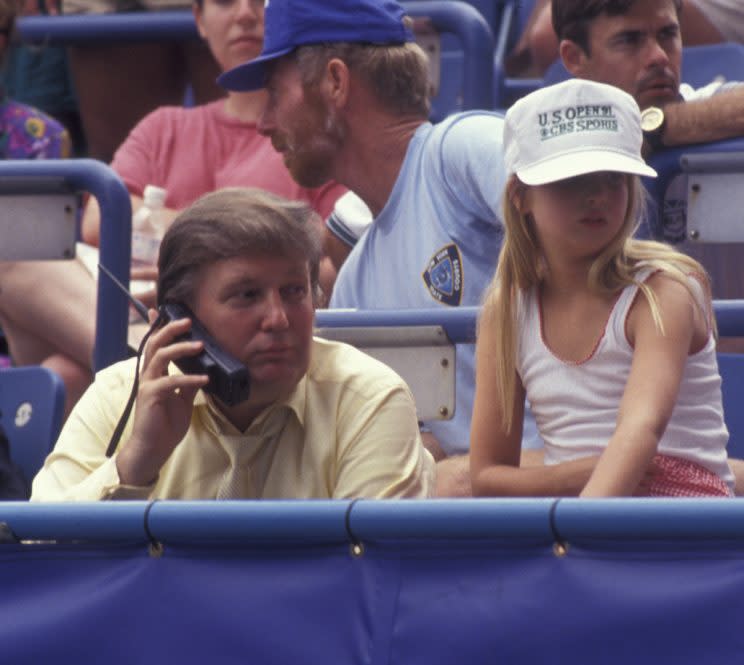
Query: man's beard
xmin=275 ymin=104 xmax=346 ymax=189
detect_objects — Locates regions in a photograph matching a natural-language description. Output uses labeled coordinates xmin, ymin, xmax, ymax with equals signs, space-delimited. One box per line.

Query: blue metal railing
xmin=17 ymin=2 xmax=494 ymax=113
xmin=0 ymin=160 xmax=131 ymax=371
xmin=3 ymin=498 xmax=744 ymax=544
xmin=316 ymin=301 xmax=744 ymax=342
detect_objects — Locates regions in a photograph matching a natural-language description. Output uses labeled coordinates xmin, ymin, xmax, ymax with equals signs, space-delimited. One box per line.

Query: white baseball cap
xmin=503 ymin=79 xmax=657 ymax=185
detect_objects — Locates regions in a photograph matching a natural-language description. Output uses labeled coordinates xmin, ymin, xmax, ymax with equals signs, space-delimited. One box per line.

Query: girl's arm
xmin=470 ymin=313 xmax=598 ymax=497
xmin=581 ymin=273 xmax=707 ymax=497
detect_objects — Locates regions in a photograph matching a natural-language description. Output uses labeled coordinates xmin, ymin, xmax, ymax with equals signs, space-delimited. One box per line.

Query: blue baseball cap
xmin=218 ymin=0 xmax=414 ymax=92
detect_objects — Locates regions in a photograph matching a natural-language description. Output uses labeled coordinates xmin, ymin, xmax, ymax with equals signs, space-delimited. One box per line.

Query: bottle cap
xmin=142 ymin=184 xmax=167 ymax=209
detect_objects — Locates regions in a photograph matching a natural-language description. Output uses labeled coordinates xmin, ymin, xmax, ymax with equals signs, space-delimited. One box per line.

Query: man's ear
xmin=322 ymin=58 xmax=351 ymax=109
xmin=559 ymin=39 xmax=588 ymax=77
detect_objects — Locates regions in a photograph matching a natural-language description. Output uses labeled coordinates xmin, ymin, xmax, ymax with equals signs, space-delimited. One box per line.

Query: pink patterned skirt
xmin=643 ymin=455 xmax=732 ymax=497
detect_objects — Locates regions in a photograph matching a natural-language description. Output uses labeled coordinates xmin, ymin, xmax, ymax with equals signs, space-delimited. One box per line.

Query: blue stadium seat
xmin=718 ymin=353 xmax=744 ymax=460
xmin=712 ymin=302 xmax=744 ymax=460
xmin=681 ymin=42 xmax=744 ymax=87
xmin=0 ymin=366 xmax=65 ymax=486
xmin=542 ymin=58 xmax=571 ymax=85
xmin=516 ymin=41 xmax=744 ymax=106
xmin=515 ymin=44 xmax=744 ymax=94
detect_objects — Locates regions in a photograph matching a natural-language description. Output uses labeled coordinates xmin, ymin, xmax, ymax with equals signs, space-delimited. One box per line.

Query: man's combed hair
xmin=157 ymin=187 xmax=323 ymax=307
xmin=481 ymin=173 xmax=713 ymax=433
xmin=552 ymin=0 xmax=682 ymax=52
xmin=293 ymin=37 xmax=432 ymax=118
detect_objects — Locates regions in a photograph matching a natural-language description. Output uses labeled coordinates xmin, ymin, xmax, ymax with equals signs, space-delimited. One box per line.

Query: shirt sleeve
xmin=438 ymin=113 xmax=508 ymax=225
xmin=111 ymin=107 xmax=172 ymax=197
xmin=325 ymin=190 xmax=374 ymax=248
xmin=305 ymin=181 xmax=348 ymax=220
xmin=30 ymin=361 xmax=152 ymax=501
xmin=332 ymin=380 xmax=436 ymax=499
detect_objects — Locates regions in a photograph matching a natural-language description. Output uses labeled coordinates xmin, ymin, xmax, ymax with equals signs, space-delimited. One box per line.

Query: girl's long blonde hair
xmin=480 ymin=173 xmax=714 ymax=432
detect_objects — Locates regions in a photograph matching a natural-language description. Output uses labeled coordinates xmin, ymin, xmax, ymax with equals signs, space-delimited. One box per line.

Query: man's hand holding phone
xmin=115 ymin=311 xmax=209 ymax=487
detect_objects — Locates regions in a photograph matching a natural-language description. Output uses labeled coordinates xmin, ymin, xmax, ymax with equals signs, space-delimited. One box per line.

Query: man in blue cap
xmin=219 ymin=0 xmax=544 ymax=496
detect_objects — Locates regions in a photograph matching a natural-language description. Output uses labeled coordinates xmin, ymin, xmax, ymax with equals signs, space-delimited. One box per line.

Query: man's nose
xmin=261 ymin=291 xmax=290 ymax=330
xmin=644 ymin=38 xmax=671 ymax=69
xmin=235 ymin=0 xmax=263 ymax=21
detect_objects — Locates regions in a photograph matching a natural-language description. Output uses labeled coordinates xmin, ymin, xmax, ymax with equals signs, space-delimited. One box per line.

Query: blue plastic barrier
xmin=317 ymin=302 xmax=744 ymax=459
xmin=0 ymin=160 xmax=132 ymax=371
xmin=316 ymin=300 xmax=744 ymax=341
xmin=17 ymin=10 xmax=196 ymax=44
xmin=8 ymin=498 xmax=744 ymax=545
xmin=1 ymin=499 xmax=744 ymax=664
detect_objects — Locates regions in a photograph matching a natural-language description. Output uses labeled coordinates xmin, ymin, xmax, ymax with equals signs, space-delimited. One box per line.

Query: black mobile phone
xmin=97 ymin=262 xmax=251 ymax=406
xmin=158 ymin=302 xmax=251 ymax=406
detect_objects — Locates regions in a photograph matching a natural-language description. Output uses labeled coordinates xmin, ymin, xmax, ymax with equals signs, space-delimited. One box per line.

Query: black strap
xmin=344 ymin=498 xmax=364 ymax=555
xmin=548 ymin=498 xmax=564 ymax=545
xmin=104 ymin=313 xmax=164 ymax=458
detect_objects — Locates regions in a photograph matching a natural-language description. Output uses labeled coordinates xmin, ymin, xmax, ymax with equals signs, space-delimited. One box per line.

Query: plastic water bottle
xmin=129 ymin=185 xmax=167 ymax=322
xmin=131 ymin=184 xmax=168 ymax=269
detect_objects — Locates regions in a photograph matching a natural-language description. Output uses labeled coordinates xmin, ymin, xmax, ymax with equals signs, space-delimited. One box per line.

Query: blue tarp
xmin=1 ymin=500 xmax=743 ymax=664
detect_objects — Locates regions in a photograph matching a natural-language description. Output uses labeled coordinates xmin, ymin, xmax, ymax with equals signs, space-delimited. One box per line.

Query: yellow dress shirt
xmin=31 ymin=338 xmax=435 ymax=501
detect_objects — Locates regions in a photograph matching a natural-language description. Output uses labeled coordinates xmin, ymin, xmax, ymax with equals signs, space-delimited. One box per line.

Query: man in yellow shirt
xmin=31 ymin=187 xmax=434 ymax=501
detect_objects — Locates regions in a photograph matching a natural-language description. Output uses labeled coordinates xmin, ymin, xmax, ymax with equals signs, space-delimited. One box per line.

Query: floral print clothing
xmin=0 ymin=98 xmax=70 ymax=159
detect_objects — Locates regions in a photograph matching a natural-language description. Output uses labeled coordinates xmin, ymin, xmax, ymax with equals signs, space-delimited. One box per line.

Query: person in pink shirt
xmin=0 ymin=0 xmax=345 ymax=418
xmin=108 ymin=102 xmax=340 ymax=219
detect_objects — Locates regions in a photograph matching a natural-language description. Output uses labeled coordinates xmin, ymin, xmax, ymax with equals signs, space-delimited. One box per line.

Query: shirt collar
xmin=190 ymin=367 xmax=308 ymax=435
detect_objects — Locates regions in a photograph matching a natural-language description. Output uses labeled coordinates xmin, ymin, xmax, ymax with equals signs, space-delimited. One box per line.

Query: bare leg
xmin=728 ymin=458 xmax=744 ymax=496
xmin=0 ymin=260 xmax=96 ymax=367
xmin=43 ymin=353 xmax=92 ymax=420
xmin=0 ymin=260 xmax=97 ymax=417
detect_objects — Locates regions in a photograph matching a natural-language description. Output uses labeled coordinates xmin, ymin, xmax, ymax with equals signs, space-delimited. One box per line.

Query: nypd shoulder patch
xmin=422 ymin=243 xmax=463 ymax=307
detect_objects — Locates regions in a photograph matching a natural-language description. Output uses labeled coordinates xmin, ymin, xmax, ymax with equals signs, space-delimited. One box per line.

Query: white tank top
xmin=516 ymin=272 xmax=733 ymax=489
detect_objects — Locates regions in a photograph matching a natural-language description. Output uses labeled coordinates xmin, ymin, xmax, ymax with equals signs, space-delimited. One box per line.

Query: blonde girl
xmin=470 ymin=79 xmax=733 ymax=497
